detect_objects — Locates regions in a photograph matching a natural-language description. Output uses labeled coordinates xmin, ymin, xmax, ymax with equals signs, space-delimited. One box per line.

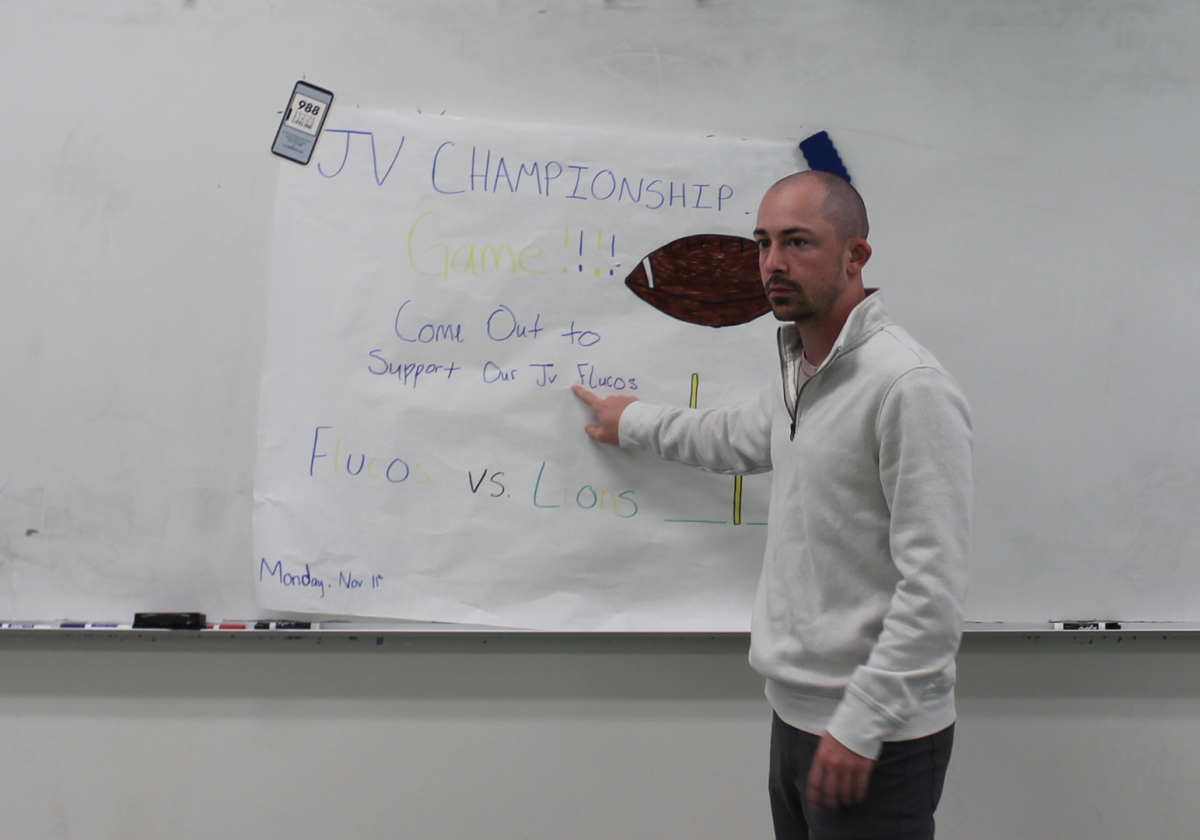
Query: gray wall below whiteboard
xmin=1 ymin=633 xmax=1198 ymax=840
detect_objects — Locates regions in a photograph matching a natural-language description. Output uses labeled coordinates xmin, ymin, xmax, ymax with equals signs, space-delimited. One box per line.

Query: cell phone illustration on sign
xmin=271 ymin=81 xmax=334 ymax=165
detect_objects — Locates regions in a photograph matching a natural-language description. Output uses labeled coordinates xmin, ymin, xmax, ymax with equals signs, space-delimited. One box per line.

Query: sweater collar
xmin=777 ymin=289 xmax=890 ymax=373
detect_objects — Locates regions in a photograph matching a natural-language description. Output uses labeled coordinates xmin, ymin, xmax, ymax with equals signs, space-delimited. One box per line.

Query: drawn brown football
xmin=624 ymin=234 xmax=770 ymax=328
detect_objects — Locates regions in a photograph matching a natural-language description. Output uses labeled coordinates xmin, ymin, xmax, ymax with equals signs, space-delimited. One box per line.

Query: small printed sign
xmin=272 ymin=81 xmax=334 ymax=165
xmin=284 ymin=91 xmax=326 ymax=135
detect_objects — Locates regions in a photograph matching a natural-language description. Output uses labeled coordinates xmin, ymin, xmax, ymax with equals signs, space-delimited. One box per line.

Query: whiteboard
xmin=1 ymin=1 xmax=1198 ymax=626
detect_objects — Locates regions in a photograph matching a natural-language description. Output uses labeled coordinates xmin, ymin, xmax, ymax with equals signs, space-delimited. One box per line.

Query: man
xmin=573 ymin=170 xmax=972 ymax=839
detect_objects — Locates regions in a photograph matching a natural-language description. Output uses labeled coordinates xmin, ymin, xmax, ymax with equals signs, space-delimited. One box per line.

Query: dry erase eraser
xmin=133 ymin=612 xmax=206 ymax=630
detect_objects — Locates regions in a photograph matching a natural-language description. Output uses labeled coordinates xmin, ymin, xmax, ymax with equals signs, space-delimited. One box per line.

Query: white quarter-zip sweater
xmin=619 ymin=292 xmax=972 ymax=759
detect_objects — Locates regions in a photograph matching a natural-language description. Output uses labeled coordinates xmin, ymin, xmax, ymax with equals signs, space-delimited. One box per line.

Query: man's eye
xmin=790 ymin=237 xmax=806 ymax=247
xmin=755 ymin=239 xmax=769 ymax=250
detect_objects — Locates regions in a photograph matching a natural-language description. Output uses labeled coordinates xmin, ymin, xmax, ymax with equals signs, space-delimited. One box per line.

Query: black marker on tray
xmin=1052 ymin=620 xmax=1121 ymax=630
xmin=253 ymin=620 xmax=313 ymax=630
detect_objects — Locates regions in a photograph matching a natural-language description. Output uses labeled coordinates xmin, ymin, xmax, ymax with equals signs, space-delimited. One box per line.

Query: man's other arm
xmin=824 ymin=366 xmax=973 ymax=761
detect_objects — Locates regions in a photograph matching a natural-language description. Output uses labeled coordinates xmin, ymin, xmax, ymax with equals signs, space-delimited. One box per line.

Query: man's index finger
xmin=571 ymin=385 xmax=601 ymax=410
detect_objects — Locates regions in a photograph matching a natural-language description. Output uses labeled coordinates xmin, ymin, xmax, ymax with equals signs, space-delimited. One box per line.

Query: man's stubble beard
xmin=768 ymin=262 xmax=845 ymax=325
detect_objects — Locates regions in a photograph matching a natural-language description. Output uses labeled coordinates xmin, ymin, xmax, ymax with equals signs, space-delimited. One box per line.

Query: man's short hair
xmin=772 ymin=170 xmax=869 ymax=244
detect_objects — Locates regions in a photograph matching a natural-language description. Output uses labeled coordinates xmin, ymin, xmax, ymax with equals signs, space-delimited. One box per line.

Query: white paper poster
xmin=254 ymin=111 xmax=797 ymax=630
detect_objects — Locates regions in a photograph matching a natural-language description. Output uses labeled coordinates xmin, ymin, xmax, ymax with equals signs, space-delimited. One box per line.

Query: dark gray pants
xmin=768 ymin=713 xmax=954 ymax=840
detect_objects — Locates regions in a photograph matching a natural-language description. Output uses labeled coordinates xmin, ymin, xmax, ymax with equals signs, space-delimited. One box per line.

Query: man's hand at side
xmin=572 ymin=385 xmax=637 ymax=446
xmin=806 ymin=733 xmax=876 ymax=810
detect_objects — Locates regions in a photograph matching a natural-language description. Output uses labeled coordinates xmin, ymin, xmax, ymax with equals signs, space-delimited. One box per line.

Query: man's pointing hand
xmin=572 ymin=385 xmax=638 ymax=446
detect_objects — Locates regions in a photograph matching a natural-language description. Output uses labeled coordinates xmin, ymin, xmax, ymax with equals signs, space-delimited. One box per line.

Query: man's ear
xmin=846 ymin=238 xmax=872 ymax=276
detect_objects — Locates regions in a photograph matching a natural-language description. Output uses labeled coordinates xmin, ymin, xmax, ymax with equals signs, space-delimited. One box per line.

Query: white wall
xmin=2 ymin=632 xmax=1200 ymax=840
xmin=3 ymin=3 xmax=1200 ymax=837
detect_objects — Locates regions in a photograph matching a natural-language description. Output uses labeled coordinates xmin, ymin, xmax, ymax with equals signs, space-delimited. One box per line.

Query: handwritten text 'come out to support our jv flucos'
xmin=367 ymin=299 xmax=635 ymax=391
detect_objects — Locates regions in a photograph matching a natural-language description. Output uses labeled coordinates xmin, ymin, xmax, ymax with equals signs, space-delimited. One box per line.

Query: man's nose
xmin=760 ymin=243 xmax=786 ymax=274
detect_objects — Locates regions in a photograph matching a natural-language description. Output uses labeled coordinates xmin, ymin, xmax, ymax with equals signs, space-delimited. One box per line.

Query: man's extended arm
xmin=574 ymin=383 xmax=774 ymax=475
